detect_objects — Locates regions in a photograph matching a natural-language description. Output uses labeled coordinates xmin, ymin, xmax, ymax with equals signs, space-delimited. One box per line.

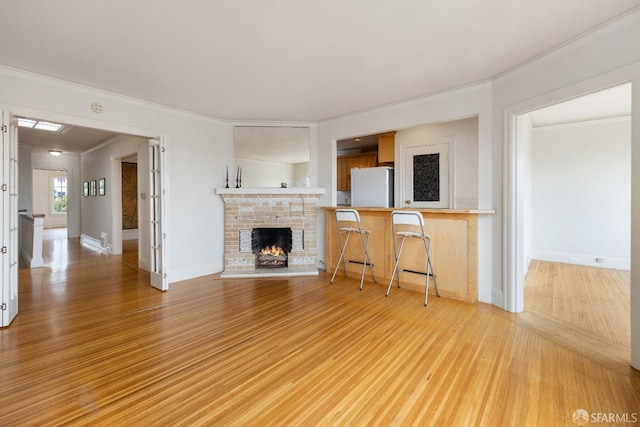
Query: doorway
xmin=509 ymin=82 xmax=632 ymax=362
xmin=32 ymin=169 xmax=68 ymax=233
xmin=509 ymin=82 xmax=632 ymax=311
xmin=2 ymin=109 xmax=167 ymax=326
xmin=18 ymin=119 xmax=151 ymax=264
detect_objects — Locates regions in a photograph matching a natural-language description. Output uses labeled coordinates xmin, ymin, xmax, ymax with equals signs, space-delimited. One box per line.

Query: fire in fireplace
xmin=251 ymin=228 xmax=293 ymax=268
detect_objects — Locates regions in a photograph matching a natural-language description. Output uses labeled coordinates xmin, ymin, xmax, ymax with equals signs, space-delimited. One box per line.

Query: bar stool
xmin=330 ymin=209 xmax=377 ymax=290
xmin=386 ymin=210 xmax=440 ymax=306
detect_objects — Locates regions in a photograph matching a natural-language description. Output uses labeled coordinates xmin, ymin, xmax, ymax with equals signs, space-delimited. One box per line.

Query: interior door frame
xmin=111 ymin=144 xmax=149 ymax=270
xmin=503 ymin=70 xmax=636 ymax=314
xmin=1 ymin=110 xmax=19 ymax=326
xmin=398 ymin=137 xmax=454 ymax=209
xmin=1 ymin=104 xmax=169 ymax=304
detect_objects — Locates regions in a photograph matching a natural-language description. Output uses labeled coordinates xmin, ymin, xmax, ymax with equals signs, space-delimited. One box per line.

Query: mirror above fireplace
xmin=234 ymin=126 xmax=310 ymax=188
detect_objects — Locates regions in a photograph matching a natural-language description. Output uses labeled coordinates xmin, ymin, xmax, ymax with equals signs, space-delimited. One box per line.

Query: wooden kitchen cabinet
xmin=377 ymin=131 xmax=396 ymax=164
xmin=337 ymin=156 xmax=349 ymax=191
xmin=337 ymin=151 xmax=378 ymax=191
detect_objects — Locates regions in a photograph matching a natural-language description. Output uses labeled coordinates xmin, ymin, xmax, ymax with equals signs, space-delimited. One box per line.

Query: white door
xmin=1 ymin=111 xmax=19 ymax=326
xmin=401 ymin=140 xmax=452 ymax=208
xmin=149 ymin=138 xmax=167 ymax=291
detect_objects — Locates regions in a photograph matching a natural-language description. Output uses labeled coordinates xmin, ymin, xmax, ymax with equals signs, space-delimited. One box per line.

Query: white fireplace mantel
xmin=216 ymin=187 xmax=325 ymax=195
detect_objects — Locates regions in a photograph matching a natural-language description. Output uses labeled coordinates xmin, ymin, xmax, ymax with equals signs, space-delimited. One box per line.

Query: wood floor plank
xmin=0 ymin=235 xmax=638 ymax=425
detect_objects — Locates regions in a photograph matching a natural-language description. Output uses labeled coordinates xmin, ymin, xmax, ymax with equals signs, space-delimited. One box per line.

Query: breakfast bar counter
xmin=323 ymin=207 xmax=495 ymax=303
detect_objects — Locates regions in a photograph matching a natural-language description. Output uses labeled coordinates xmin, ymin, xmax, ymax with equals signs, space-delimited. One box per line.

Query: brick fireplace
xmin=217 ymin=188 xmax=325 ymax=278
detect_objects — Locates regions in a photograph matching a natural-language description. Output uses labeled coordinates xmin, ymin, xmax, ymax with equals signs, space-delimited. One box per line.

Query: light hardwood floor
xmin=1 ymin=235 xmax=638 ymax=425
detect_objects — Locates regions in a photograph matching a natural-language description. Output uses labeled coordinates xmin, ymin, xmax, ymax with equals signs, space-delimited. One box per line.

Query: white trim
xmin=227 ymin=119 xmax=317 ymax=127
xmin=83 ymin=135 xmax=124 ymax=156
xmin=532 ymin=114 xmax=631 ymax=130
xmin=493 ymin=8 xmax=640 ymax=83
xmin=80 ymin=234 xmax=107 ymax=253
xmin=122 ymin=229 xmax=139 ymax=240
xmin=320 ymin=80 xmax=494 ymax=123
xmin=398 ymin=138 xmax=454 ymax=209
xmin=531 ymin=251 xmax=630 ymax=271
xmin=169 ymin=261 xmax=225 ymax=283
xmin=490 ymin=288 xmax=504 ymax=308
xmin=215 ymin=187 xmax=325 ymax=195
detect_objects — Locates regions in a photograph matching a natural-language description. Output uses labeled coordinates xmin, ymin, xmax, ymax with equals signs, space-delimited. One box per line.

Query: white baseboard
xmin=491 ymin=288 xmax=505 ymax=310
xmin=168 ymin=261 xmax=224 ymax=284
xmin=122 ymin=229 xmax=139 ymax=240
xmin=531 ymin=250 xmax=630 ymax=271
xmin=477 ymin=286 xmax=493 ymax=304
xmin=81 ymin=234 xmax=108 ymax=253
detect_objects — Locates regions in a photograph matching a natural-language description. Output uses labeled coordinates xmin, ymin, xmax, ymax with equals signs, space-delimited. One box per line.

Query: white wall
xmin=32 ymin=169 xmax=67 ymax=229
xmin=395 ymin=116 xmax=479 ymax=208
xmin=531 ymin=118 xmax=631 ymax=269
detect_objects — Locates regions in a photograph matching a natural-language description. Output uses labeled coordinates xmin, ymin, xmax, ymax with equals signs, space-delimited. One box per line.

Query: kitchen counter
xmin=323 ymin=207 xmax=495 ymax=303
xmin=325 ymin=207 xmax=495 ymax=214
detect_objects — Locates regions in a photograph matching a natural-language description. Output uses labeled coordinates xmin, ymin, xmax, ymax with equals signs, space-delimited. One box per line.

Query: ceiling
xmin=17 ymin=121 xmax=118 ymax=155
xmin=527 ymin=83 xmax=632 ymax=127
xmin=2 ymin=1 xmax=639 ymax=123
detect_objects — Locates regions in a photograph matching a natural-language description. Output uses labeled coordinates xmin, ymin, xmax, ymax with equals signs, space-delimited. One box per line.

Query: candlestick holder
xmin=235 ymin=178 xmax=239 ymax=188
xmin=225 ymin=178 xmax=229 ymax=188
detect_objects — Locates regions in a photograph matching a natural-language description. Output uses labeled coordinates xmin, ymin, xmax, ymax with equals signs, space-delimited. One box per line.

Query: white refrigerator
xmin=351 ymin=167 xmax=394 ymax=208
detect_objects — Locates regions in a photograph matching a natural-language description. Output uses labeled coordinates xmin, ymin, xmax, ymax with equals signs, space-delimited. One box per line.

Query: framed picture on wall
xmin=83 ymin=181 xmax=89 ymax=197
xmin=98 ymin=178 xmax=106 ymax=196
xmin=90 ymin=180 xmax=97 ymax=197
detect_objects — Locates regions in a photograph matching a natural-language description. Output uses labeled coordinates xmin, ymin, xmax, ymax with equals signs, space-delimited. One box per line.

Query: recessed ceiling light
xmin=48 ymin=150 xmax=62 ymax=157
xmin=18 ymin=118 xmax=64 ymax=132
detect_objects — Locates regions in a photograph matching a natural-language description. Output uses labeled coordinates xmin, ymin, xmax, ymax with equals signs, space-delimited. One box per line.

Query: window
xmin=52 ymin=177 xmax=67 ymax=214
